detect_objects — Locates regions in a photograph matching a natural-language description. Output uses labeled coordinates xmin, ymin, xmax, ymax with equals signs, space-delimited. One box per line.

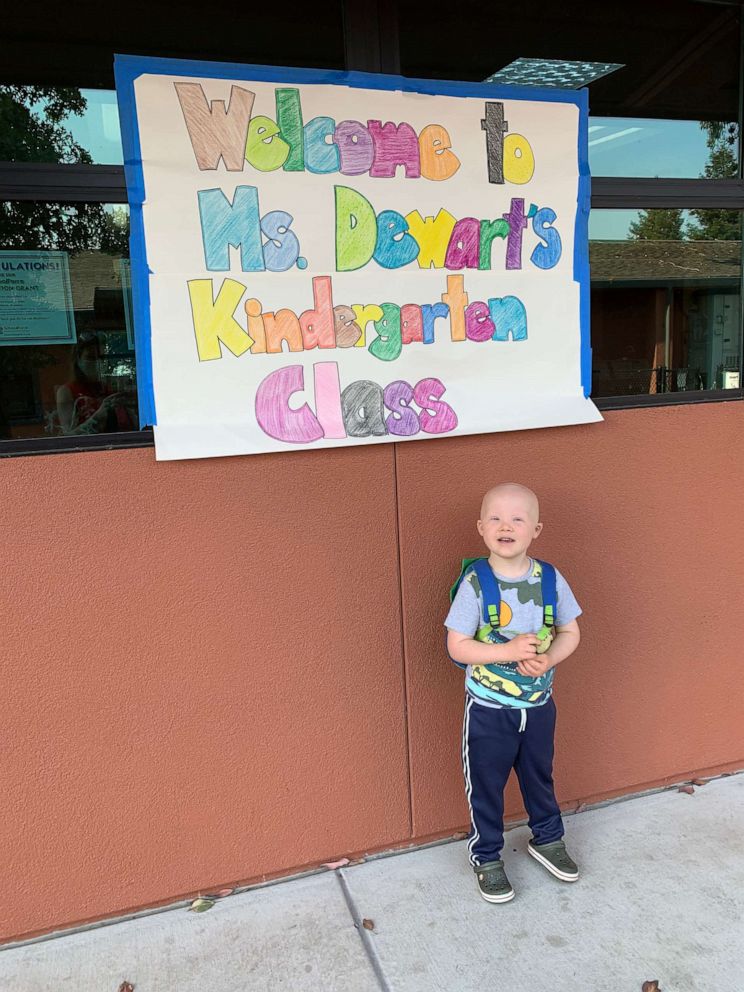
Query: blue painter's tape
xmin=113 ymin=53 xmax=592 ymax=421
xmin=573 ymin=86 xmax=592 ymax=398
xmin=114 ymin=55 xmax=156 ymax=426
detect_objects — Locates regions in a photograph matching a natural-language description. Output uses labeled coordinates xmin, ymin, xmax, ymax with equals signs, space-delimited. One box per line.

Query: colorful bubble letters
xmin=116 ymin=57 xmax=599 ymax=460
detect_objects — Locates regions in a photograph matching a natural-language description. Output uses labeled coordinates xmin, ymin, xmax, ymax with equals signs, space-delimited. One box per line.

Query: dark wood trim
xmin=3 ymin=165 xmax=744 ymax=211
xmin=591 ymin=177 xmax=744 ymax=209
xmin=0 ymin=162 xmax=128 ymax=203
xmin=0 ymin=430 xmax=154 ymax=458
xmin=595 ymin=388 xmax=743 ymax=410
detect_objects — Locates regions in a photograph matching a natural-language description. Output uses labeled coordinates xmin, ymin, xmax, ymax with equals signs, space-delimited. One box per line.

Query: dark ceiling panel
xmin=398 ymin=0 xmax=741 ymax=120
xmin=0 ymin=0 xmax=346 ymax=87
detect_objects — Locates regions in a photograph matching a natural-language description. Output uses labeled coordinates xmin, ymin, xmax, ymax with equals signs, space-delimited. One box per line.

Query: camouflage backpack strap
xmin=449 ymin=557 xmax=479 ymax=602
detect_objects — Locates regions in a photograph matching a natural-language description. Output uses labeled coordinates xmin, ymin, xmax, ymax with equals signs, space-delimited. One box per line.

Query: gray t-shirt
xmin=445 ymin=558 xmax=581 ymax=709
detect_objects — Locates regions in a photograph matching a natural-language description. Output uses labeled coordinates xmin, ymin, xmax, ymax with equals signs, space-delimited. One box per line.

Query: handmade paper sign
xmin=115 ymin=55 xmax=601 ymax=461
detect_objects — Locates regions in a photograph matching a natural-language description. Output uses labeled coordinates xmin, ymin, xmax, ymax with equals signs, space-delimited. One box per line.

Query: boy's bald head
xmin=480 ymin=483 xmax=540 ymax=522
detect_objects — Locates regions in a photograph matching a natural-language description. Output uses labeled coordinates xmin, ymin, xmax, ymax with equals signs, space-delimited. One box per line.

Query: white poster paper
xmin=115 ymin=56 xmax=601 ymax=460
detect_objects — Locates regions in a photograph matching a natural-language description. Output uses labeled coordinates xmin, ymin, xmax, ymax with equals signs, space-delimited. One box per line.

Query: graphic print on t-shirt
xmin=445 ymin=558 xmax=585 ymax=709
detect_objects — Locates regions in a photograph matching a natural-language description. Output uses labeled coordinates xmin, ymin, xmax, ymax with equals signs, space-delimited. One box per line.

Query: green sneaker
xmin=527 ymin=839 xmax=579 ymax=881
xmin=474 ymin=860 xmax=515 ymax=903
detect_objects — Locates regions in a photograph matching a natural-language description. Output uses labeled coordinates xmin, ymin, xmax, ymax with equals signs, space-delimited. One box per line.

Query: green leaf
xmin=188 ymin=896 xmax=216 ymax=913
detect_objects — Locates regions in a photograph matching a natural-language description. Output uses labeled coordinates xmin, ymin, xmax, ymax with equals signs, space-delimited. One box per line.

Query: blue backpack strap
xmin=536 ymin=560 xmax=557 ymax=627
xmin=447 ymin=557 xmax=500 ymax=670
xmin=470 ymin=558 xmax=502 ymax=629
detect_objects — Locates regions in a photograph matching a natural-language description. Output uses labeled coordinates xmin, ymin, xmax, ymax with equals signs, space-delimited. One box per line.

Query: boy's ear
xmin=534 ymin=522 xmax=544 ymax=537
xmin=477 ymin=519 xmax=484 ymax=536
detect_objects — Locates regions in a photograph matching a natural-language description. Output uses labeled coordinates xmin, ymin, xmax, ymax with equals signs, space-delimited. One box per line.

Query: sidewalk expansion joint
xmin=336 ymin=869 xmax=393 ymax=992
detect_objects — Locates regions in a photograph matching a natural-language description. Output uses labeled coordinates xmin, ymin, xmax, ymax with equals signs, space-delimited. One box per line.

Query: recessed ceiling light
xmin=485 ymin=59 xmax=625 ymax=89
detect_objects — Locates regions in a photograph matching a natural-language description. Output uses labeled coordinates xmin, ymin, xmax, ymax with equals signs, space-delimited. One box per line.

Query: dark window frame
xmin=1 ymin=0 xmax=743 ymax=456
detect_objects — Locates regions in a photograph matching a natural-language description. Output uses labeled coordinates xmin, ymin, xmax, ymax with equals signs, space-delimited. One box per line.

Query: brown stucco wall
xmin=1 ymin=401 xmax=743 ymax=942
xmin=398 ymin=403 xmax=744 ymax=836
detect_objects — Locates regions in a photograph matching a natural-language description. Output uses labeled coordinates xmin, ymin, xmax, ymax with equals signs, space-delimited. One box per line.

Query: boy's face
xmin=477 ymin=488 xmax=543 ymax=561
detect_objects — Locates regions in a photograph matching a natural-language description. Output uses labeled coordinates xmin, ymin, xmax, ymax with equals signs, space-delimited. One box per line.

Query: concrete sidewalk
xmin=2 ymin=774 xmax=742 ymax=992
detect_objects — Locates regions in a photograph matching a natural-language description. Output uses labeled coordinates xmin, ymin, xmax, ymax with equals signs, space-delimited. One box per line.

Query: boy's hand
xmin=517 ymin=622 xmax=580 ymax=676
xmin=516 ymin=655 xmax=552 ymax=678
xmin=508 ymin=634 xmax=540 ymax=662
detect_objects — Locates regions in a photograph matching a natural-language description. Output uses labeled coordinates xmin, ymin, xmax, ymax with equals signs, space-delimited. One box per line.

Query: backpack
xmin=447 ymin=558 xmax=557 ymax=670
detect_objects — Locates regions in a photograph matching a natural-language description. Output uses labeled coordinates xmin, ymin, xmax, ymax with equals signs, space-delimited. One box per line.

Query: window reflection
xmin=590 ymin=209 xmax=742 ymax=397
xmin=0 ymin=85 xmax=122 ymax=165
xmin=0 ymin=203 xmax=138 ymax=439
xmin=589 ymin=118 xmax=739 ymax=179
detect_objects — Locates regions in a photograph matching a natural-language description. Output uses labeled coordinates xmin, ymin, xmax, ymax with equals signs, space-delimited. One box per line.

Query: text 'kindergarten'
xmin=145 ymin=80 xmax=580 ymax=443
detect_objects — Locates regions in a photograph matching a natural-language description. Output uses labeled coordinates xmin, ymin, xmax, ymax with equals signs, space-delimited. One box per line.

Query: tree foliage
xmin=0 ymin=87 xmax=129 ymax=254
xmin=686 ymin=121 xmax=740 ymax=241
xmin=0 ymin=85 xmax=92 ymax=164
xmin=0 ymin=201 xmax=129 ymax=254
xmin=629 ymin=121 xmax=741 ymax=243
xmin=629 ymin=208 xmax=684 ymax=241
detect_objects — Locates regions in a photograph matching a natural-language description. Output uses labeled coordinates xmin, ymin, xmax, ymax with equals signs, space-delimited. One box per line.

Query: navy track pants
xmin=461 ymin=695 xmax=564 ymax=866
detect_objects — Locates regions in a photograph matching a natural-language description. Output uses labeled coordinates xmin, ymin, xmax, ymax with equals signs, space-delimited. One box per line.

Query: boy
xmin=445 ymin=483 xmax=581 ymax=903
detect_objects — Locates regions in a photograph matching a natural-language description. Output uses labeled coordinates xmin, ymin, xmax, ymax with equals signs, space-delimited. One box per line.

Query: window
xmin=0 ymin=86 xmax=123 ymax=165
xmin=398 ymin=0 xmax=744 ymax=406
xmin=0 ymin=79 xmax=139 ymax=451
xmin=590 ymin=209 xmax=742 ymax=396
xmin=0 ymin=201 xmax=136 ymax=440
xmin=588 ymin=118 xmax=739 ymax=180
xmin=0 ymin=0 xmax=346 ymax=453
xmin=2 ymin=0 xmax=743 ymax=456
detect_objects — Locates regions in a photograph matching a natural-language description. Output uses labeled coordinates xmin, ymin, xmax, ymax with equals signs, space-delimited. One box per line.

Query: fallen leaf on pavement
xmin=575 ymin=803 xmax=587 ymax=813
xmin=118 ymin=983 xmax=135 ymax=992
xmin=453 ymin=832 xmax=468 ymax=840
xmin=188 ymin=897 xmax=216 ymax=913
xmin=678 ymin=785 xmax=695 ymax=795
xmin=642 ymin=982 xmax=661 ymax=991
xmin=362 ymin=918 xmax=375 ymax=931
xmin=322 ymin=858 xmax=350 ymax=870
xmin=205 ymin=888 xmax=235 ymax=899
xmin=690 ymin=778 xmax=707 ymax=786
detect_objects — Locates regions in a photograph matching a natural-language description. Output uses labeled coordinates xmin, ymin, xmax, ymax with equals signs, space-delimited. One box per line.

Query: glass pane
xmin=590 ymin=209 xmax=742 ymax=397
xmin=589 ymin=118 xmax=739 ymax=179
xmin=0 ymin=86 xmax=122 ymax=165
xmin=0 ymin=202 xmax=139 ymax=440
